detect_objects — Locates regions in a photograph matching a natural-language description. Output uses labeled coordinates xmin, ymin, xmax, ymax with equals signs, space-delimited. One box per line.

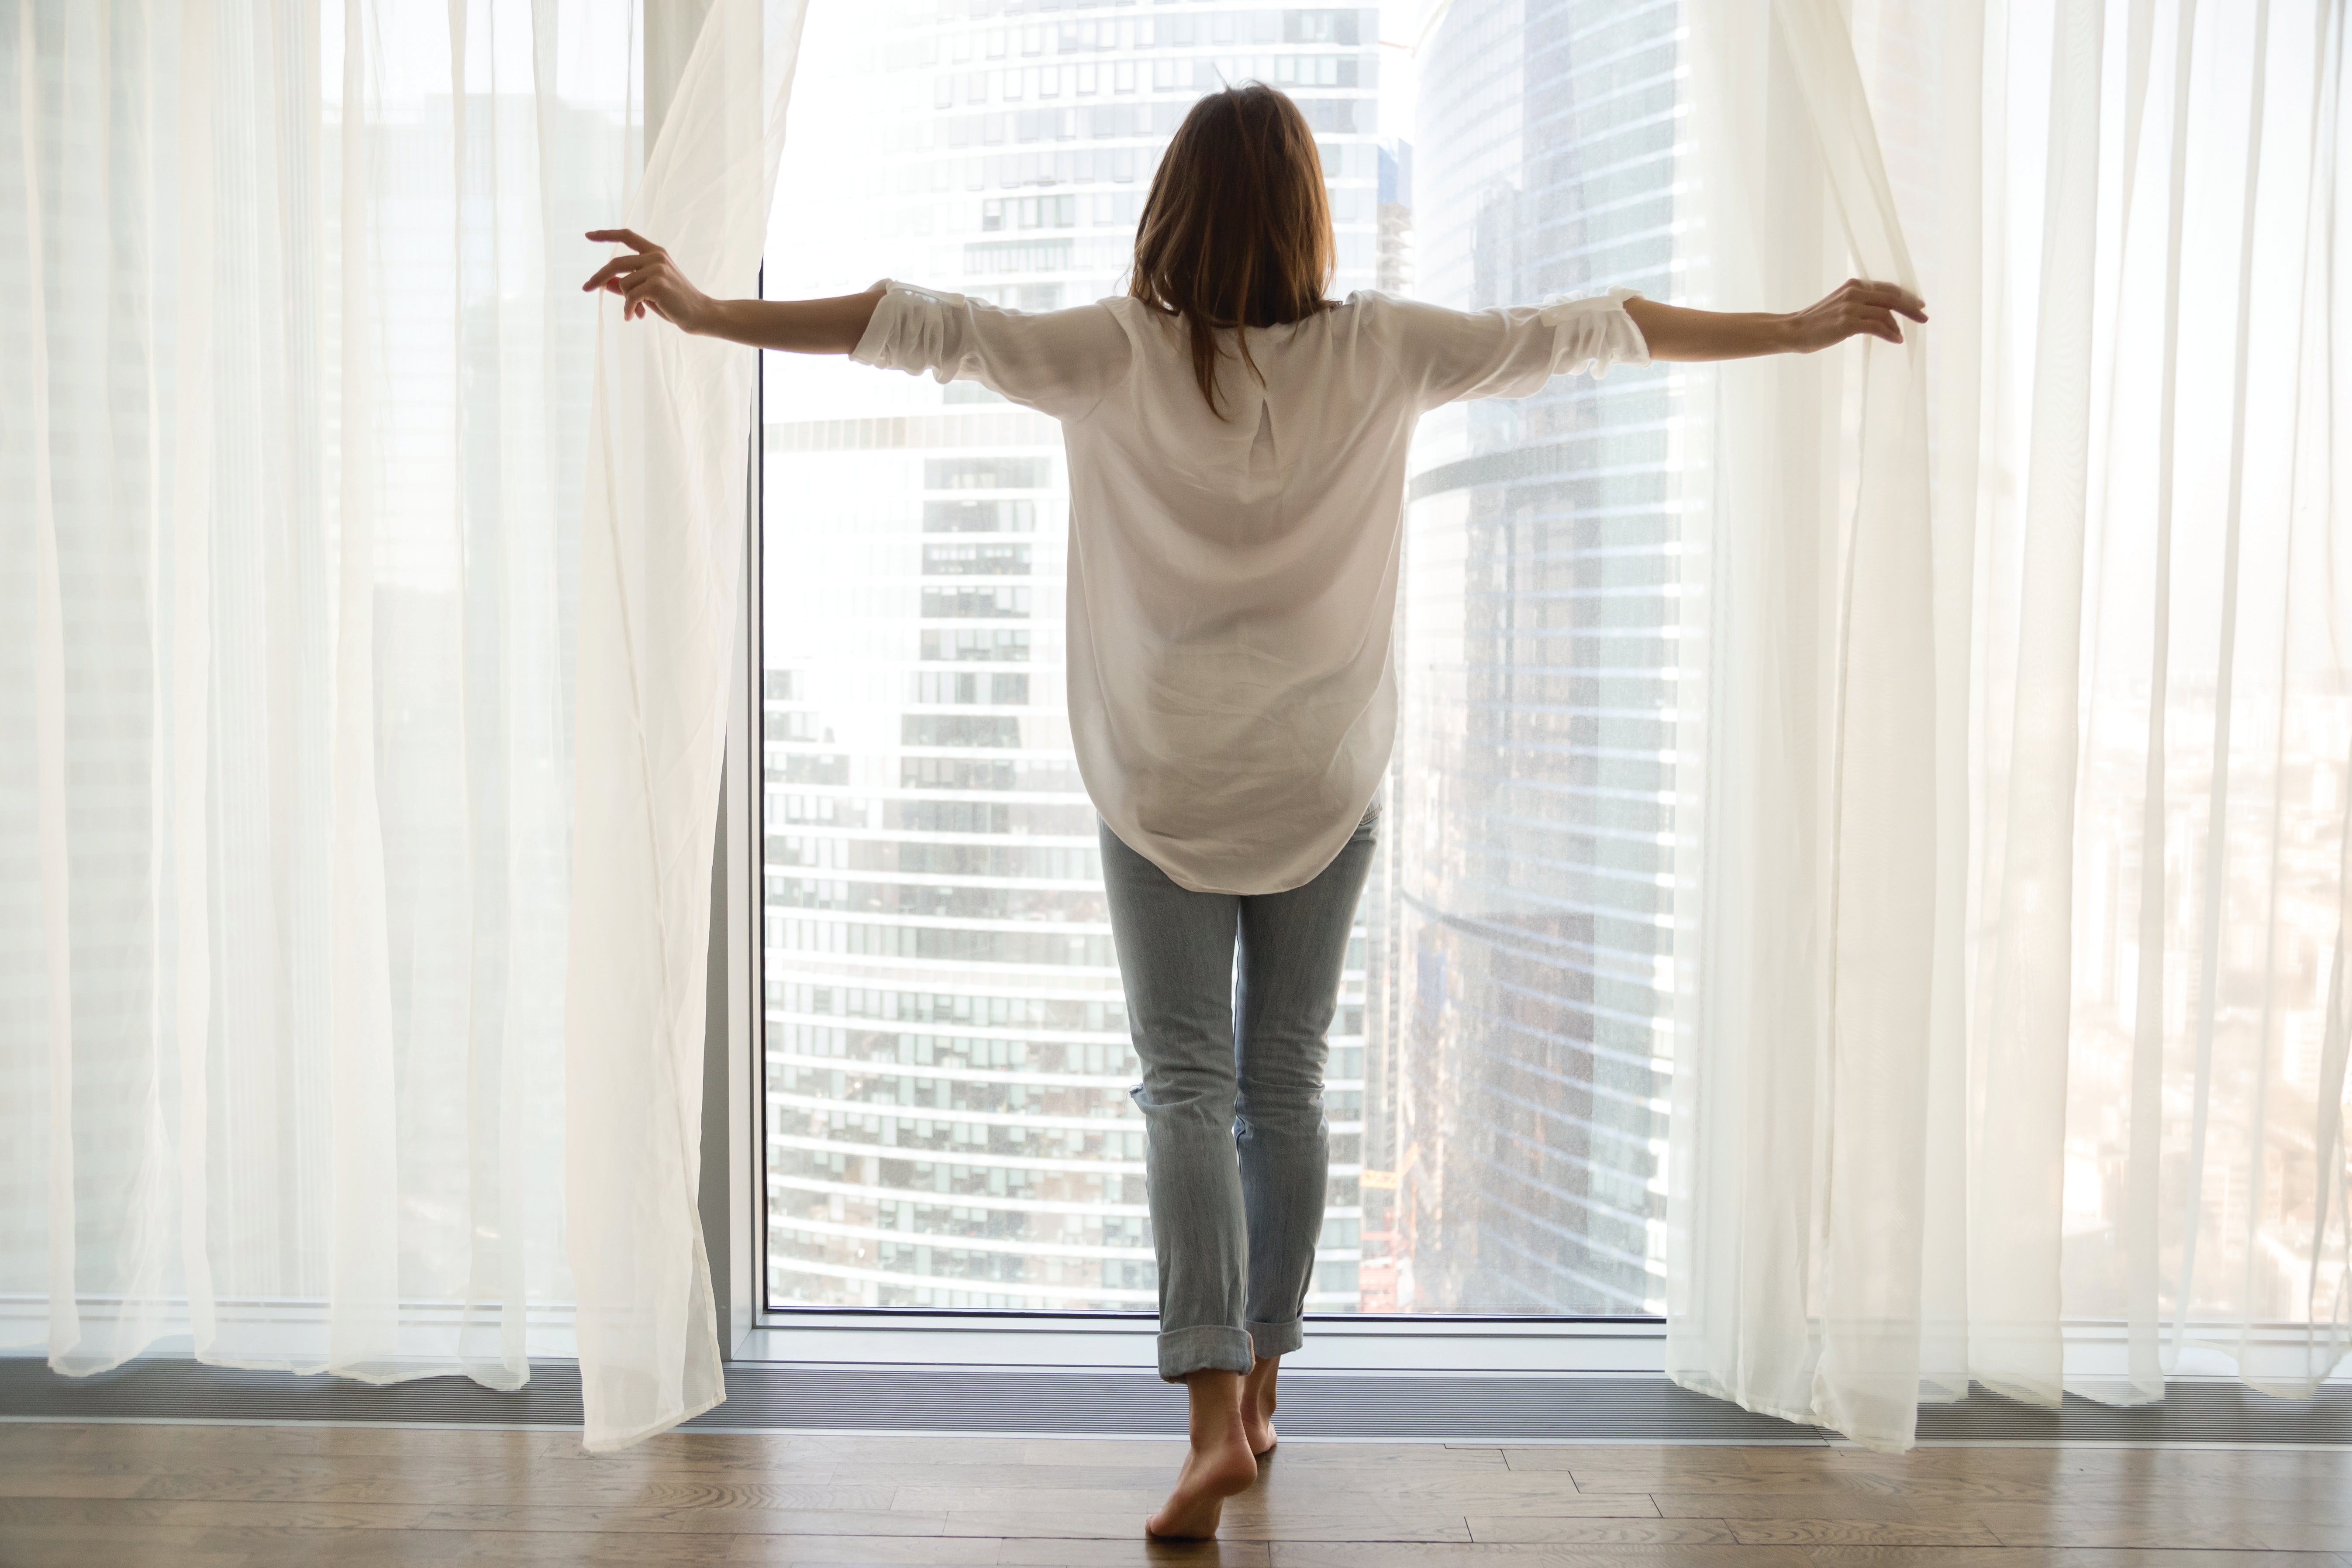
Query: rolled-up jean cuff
xmin=1158 ymin=1324 xmax=1254 ymax=1382
xmin=1248 ymin=1318 xmax=1304 ymax=1360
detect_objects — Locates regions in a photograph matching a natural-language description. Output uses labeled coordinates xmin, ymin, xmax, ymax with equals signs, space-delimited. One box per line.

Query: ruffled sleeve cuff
xmin=849 ymin=278 xmax=966 ymax=377
xmin=1538 ymin=284 xmax=1651 ymax=378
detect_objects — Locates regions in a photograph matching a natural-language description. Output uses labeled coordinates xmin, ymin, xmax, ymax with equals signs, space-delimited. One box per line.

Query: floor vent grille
xmin=3 ymin=1358 xmax=2344 ymax=1446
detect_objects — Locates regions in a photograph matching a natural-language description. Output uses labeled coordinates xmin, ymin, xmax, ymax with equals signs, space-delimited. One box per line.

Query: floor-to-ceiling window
xmin=755 ymin=0 xmax=1683 ymax=1323
xmin=1373 ymin=0 xmax=1680 ymax=1316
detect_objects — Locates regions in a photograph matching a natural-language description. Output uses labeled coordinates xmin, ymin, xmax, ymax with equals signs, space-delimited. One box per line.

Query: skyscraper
xmin=1362 ymin=0 xmax=1683 ymax=1316
xmin=759 ymin=4 xmax=1386 ymax=1314
xmin=1376 ymin=139 xmax=1413 ymax=293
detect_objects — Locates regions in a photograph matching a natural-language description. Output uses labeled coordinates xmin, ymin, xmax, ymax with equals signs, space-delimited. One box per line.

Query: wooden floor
xmin=3 ymin=1421 xmax=2349 ymax=1566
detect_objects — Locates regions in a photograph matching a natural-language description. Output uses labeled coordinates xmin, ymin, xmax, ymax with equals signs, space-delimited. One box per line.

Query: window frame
xmin=713 ymin=303 xmax=1668 ymax=1384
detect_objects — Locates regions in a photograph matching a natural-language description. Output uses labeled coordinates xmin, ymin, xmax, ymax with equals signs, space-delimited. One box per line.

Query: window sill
xmin=737 ymin=1313 xmax=1668 ymax=1372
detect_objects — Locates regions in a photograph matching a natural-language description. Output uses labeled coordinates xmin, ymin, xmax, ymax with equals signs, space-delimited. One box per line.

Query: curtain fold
xmin=1668 ymin=0 xmax=2352 ymax=1450
xmin=564 ymin=0 xmax=802 ymax=1453
xmin=1668 ymin=0 xmax=1955 ymax=1450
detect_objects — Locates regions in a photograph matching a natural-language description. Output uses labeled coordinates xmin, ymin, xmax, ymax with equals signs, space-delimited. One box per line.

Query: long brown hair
xmin=1129 ymin=85 xmax=1337 ymax=419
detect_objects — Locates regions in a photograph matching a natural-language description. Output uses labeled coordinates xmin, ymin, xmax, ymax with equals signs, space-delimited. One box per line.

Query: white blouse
xmin=850 ymin=279 xmax=1651 ymax=895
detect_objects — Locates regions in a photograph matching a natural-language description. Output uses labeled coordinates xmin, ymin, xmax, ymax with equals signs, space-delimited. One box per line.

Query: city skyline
xmin=756 ymin=0 xmax=1696 ymax=1323
xmin=757 ymin=2 xmax=1389 ymax=1314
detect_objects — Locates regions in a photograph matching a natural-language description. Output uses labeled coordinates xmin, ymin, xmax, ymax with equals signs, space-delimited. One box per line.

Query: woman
xmin=586 ymin=83 xmax=1923 ymax=1540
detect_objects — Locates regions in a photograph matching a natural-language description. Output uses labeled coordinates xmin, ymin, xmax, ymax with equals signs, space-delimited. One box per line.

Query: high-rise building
xmin=760 ymin=4 xmax=1386 ymax=1314
xmin=1363 ymin=0 xmax=1683 ymax=1316
xmin=1376 ymin=139 xmax=1413 ymax=293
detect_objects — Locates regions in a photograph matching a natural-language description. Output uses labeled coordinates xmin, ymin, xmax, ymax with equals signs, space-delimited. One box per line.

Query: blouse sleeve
xmin=848 ymin=278 xmax=1132 ymax=421
xmin=1386 ymin=286 xmax=1652 ymax=410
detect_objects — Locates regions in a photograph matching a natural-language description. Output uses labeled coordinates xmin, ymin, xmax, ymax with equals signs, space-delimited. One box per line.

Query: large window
xmin=756 ymin=0 xmax=1681 ymax=1321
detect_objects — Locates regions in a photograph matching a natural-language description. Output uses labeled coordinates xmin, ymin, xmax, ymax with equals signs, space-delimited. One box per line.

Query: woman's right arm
xmin=581 ymin=228 xmax=883 ymax=352
xmin=585 ymin=228 xmax=1132 ymax=417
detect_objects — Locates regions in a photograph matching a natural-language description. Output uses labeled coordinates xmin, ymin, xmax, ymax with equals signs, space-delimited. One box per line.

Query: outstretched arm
xmin=582 ymin=229 xmax=883 ymax=353
xmin=1623 ymin=278 xmax=1927 ymax=362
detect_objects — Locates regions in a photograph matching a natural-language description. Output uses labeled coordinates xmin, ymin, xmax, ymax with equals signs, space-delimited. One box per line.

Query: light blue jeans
xmin=1098 ymin=804 xmax=1379 ymax=1383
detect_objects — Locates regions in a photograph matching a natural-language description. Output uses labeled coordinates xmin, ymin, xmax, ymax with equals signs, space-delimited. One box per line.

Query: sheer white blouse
xmin=850 ymin=279 xmax=1651 ymax=895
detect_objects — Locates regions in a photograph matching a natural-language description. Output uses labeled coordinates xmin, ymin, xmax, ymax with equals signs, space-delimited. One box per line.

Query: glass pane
xmin=759 ymin=0 xmax=1679 ymax=1319
xmin=1371 ymin=1 xmax=1681 ymax=1316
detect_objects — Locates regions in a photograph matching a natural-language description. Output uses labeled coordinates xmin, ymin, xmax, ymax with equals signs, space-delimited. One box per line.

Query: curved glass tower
xmin=1362 ymin=0 xmax=1683 ymax=1316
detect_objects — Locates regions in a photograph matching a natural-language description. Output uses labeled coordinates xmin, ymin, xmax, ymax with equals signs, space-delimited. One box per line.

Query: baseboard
xmin=3 ymin=1356 xmax=2346 ymax=1447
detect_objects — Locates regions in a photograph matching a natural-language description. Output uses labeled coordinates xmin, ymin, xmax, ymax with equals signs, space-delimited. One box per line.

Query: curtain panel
xmin=1668 ymin=0 xmax=2351 ymax=1450
xmin=566 ymin=0 xmax=801 ymax=1450
xmin=1 ymin=0 xmax=798 ymax=1451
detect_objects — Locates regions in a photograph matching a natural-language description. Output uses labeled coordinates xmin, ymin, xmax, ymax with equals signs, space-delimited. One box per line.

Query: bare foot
xmin=1242 ymin=1354 xmax=1279 ymax=1455
xmin=1145 ymin=1370 xmax=1259 ymax=1540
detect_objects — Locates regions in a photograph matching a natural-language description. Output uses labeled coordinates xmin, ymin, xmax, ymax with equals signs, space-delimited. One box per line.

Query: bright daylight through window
xmin=756 ymin=1 xmax=1683 ymax=1320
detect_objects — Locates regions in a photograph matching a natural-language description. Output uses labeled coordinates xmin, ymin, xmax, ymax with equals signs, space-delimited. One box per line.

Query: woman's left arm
xmin=1624 ymin=278 xmax=1927 ymax=362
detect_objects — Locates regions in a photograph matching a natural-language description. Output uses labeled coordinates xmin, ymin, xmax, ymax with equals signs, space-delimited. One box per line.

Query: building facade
xmin=759 ymin=3 xmax=1387 ymax=1314
xmin=1362 ymin=0 xmax=1683 ymax=1316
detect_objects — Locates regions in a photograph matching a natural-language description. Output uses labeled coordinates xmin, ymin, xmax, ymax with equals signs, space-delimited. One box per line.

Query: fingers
xmin=581 ymin=254 xmax=660 ymax=293
xmin=622 ymin=277 xmax=671 ymax=322
xmin=586 ymin=227 xmax=662 ymax=255
xmin=582 ymin=230 xmax=667 ymax=293
xmin=1843 ymin=276 xmax=1928 ymax=320
xmin=1823 ymin=299 xmax=1902 ymax=346
xmin=1826 ymin=280 xmax=1914 ymax=345
xmin=1871 ymin=285 xmax=1927 ymax=321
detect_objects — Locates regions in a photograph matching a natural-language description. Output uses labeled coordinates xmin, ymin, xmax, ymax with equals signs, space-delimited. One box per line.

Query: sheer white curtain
xmin=1668 ymin=0 xmax=2352 ymax=1450
xmin=1666 ymin=0 xmax=1952 ymax=1450
xmin=566 ymin=0 xmax=800 ymax=1450
xmin=2 ymin=0 xmax=795 ymax=1451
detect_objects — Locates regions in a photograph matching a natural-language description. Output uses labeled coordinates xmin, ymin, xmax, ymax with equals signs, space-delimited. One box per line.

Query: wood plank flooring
xmin=2 ymin=1420 xmax=2348 ymax=1567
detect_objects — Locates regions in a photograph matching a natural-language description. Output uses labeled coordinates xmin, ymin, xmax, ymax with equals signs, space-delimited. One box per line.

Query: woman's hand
xmin=578 ymin=231 xmax=884 ymax=355
xmin=582 ymin=229 xmax=713 ymax=331
xmin=1780 ymin=278 xmax=1928 ymax=352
